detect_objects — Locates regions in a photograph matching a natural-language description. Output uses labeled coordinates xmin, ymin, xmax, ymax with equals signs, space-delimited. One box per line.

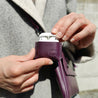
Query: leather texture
xmin=35 ymin=42 xmax=79 ymax=98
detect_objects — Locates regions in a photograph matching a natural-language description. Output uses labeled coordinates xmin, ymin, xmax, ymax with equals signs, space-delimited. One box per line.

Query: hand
xmin=0 ymin=48 xmax=53 ymax=94
xmin=51 ymin=12 xmax=96 ymax=49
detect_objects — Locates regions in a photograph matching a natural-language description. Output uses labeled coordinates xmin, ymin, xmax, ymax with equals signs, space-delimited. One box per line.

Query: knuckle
xmin=35 ymin=65 xmax=40 ymax=70
xmin=67 ymin=27 xmax=73 ymax=33
xmin=39 ymin=59 xmax=47 ymax=65
xmin=86 ymin=25 xmax=93 ymax=34
xmin=11 ymin=79 xmax=22 ymax=86
xmin=34 ymin=58 xmax=50 ymax=69
xmin=43 ymin=59 xmax=49 ymax=65
xmin=12 ymin=89 xmax=20 ymax=94
xmin=32 ymin=74 xmax=39 ymax=84
xmin=10 ymin=66 xmax=21 ymax=77
xmin=39 ymin=59 xmax=45 ymax=65
xmin=69 ymin=12 xmax=77 ymax=19
xmin=60 ymin=26 xmax=65 ymax=32
xmin=75 ymin=35 xmax=81 ymax=41
xmin=34 ymin=61 xmax=41 ymax=70
xmin=77 ymin=18 xmax=85 ymax=25
xmin=92 ymin=24 xmax=96 ymax=32
xmin=35 ymin=74 xmax=39 ymax=82
xmin=11 ymin=90 xmax=17 ymax=94
xmin=54 ymin=20 xmax=63 ymax=29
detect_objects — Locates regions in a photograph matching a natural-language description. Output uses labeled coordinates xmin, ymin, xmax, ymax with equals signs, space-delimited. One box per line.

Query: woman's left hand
xmin=51 ymin=12 xmax=96 ymax=49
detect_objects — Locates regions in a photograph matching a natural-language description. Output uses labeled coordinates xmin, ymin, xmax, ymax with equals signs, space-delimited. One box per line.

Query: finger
xmin=18 ymin=58 xmax=53 ymax=74
xmin=12 ymin=85 xmax=34 ymax=94
xmin=62 ymin=18 xmax=88 ymax=41
xmin=20 ymin=73 xmax=39 ymax=89
xmin=8 ymin=71 xmax=38 ymax=86
xmin=21 ymin=85 xmax=34 ymax=93
xmin=51 ymin=16 xmax=65 ymax=35
xmin=8 ymin=58 xmax=53 ymax=77
xmin=17 ymin=48 xmax=35 ymax=62
xmin=13 ymin=85 xmax=34 ymax=94
xmin=6 ymin=72 xmax=38 ymax=94
xmin=51 ymin=13 xmax=79 ymax=39
xmin=70 ymin=24 xmax=96 ymax=43
xmin=21 ymin=71 xmax=38 ymax=82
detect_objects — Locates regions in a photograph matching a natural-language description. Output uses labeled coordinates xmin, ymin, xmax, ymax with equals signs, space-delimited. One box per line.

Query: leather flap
xmin=62 ymin=53 xmax=76 ymax=76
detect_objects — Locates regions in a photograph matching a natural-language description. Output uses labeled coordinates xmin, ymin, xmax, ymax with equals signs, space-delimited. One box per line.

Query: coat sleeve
xmin=66 ymin=0 xmax=77 ymax=13
xmin=62 ymin=41 xmax=95 ymax=63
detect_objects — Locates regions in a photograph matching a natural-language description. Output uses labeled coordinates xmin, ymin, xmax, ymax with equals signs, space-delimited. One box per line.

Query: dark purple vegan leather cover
xmin=35 ymin=42 xmax=79 ymax=98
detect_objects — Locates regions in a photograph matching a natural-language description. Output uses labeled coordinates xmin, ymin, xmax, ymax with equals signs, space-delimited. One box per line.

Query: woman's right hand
xmin=0 ymin=48 xmax=53 ymax=94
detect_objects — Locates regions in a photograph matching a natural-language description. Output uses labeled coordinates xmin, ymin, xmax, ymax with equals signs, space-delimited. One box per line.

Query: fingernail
xmin=52 ymin=28 xmax=57 ymax=34
xmin=62 ymin=35 xmax=67 ymax=40
xmin=70 ymin=38 xmax=75 ymax=42
xmin=49 ymin=60 xmax=53 ymax=65
xmin=56 ymin=32 xmax=63 ymax=38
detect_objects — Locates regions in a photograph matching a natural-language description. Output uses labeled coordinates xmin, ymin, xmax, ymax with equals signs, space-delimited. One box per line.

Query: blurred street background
xmin=76 ymin=0 xmax=98 ymax=97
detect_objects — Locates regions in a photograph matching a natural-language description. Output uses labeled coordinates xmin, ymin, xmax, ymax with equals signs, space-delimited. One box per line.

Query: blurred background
xmin=76 ymin=0 xmax=98 ymax=97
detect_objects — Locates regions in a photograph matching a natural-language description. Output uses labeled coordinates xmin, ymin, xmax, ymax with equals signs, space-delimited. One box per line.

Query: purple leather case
xmin=35 ymin=42 xmax=79 ymax=98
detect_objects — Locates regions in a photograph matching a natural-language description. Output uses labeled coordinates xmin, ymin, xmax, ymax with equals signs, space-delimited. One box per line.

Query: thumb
xmin=18 ymin=48 xmax=35 ymax=62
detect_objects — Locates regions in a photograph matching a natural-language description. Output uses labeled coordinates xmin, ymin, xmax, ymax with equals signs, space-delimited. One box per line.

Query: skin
xmin=0 ymin=12 xmax=96 ymax=94
xmin=0 ymin=48 xmax=53 ymax=94
xmin=51 ymin=12 xmax=96 ymax=49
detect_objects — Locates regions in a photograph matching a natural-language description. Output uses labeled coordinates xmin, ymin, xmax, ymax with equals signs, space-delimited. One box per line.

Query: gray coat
xmin=0 ymin=0 xmax=93 ymax=98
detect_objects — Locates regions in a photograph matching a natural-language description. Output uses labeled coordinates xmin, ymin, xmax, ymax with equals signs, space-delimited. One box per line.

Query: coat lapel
xmin=11 ymin=0 xmax=46 ymax=30
xmin=35 ymin=0 xmax=47 ymax=18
